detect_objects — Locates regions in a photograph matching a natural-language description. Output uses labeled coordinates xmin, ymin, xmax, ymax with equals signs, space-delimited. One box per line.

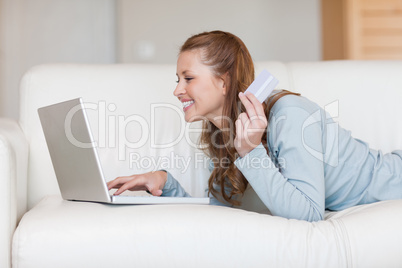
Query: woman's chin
xmin=185 ymin=113 xmax=204 ymax=123
xmin=184 ymin=116 xmax=197 ymax=123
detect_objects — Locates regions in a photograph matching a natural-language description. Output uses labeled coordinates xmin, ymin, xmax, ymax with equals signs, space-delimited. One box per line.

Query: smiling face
xmin=174 ymin=50 xmax=227 ymax=127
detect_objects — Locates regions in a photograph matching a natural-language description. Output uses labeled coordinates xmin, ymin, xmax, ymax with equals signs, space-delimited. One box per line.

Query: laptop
xmin=38 ymin=98 xmax=210 ymax=205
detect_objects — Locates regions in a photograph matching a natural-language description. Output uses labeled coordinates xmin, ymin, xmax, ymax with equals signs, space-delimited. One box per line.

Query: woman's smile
xmin=181 ymin=99 xmax=195 ymax=112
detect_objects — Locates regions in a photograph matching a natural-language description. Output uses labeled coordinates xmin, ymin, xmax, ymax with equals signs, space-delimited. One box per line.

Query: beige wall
xmin=0 ymin=0 xmax=116 ymax=119
xmin=117 ymin=0 xmax=322 ymax=64
xmin=0 ymin=0 xmax=321 ymax=119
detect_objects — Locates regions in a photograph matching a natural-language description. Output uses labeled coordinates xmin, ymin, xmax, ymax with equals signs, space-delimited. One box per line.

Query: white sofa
xmin=2 ymin=61 xmax=402 ymax=268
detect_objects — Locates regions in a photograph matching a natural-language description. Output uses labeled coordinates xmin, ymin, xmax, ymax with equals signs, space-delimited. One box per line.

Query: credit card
xmin=244 ymin=69 xmax=279 ymax=103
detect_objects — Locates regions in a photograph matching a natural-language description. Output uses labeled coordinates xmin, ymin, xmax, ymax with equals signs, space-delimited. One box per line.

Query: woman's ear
xmin=221 ymin=72 xmax=229 ymax=96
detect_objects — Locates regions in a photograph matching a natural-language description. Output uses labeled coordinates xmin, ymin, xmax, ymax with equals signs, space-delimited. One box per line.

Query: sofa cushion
xmin=12 ymin=195 xmax=402 ymax=268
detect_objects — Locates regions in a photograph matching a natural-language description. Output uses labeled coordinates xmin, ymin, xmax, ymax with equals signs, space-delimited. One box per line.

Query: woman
xmin=107 ymin=30 xmax=402 ymax=222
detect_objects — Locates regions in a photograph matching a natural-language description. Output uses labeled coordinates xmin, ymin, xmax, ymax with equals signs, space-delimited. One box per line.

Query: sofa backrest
xmin=275 ymin=61 xmax=402 ymax=154
xmin=20 ymin=61 xmax=402 ymax=209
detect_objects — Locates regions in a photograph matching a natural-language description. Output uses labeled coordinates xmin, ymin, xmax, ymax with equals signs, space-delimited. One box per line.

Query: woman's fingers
xmin=239 ymin=92 xmax=267 ymax=127
xmin=245 ymin=92 xmax=266 ymax=117
xmin=107 ymin=175 xmax=143 ymax=195
xmin=113 ymin=177 xmax=146 ymax=195
xmin=147 ymin=188 xmax=163 ymax=196
xmin=107 ymin=176 xmax=131 ymax=190
xmin=107 ymin=173 xmax=165 ymax=196
xmin=235 ymin=92 xmax=268 ymax=158
xmin=235 ymin=116 xmax=244 ymax=145
xmin=239 ymin=92 xmax=256 ymax=118
xmin=107 ymin=171 xmax=167 ymax=196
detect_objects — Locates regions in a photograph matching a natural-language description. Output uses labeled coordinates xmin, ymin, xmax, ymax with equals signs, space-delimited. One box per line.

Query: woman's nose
xmin=173 ymin=82 xmax=185 ymax=97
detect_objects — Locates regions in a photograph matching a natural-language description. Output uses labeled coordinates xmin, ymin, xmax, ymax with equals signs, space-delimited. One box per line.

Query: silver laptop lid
xmin=38 ymin=98 xmax=111 ymax=203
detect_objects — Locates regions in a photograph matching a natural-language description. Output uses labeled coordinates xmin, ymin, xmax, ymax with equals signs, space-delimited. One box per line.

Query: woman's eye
xmin=176 ymin=77 xmax=193 ymax=83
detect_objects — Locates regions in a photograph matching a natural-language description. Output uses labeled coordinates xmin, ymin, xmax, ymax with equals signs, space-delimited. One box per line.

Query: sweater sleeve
xmin=160 ymin=171 xmax=192 ymax=197
xmin=160 ymin=167 xmax=232 ymax=207
xmin=234 ymin=106 xmax=326 ymax=221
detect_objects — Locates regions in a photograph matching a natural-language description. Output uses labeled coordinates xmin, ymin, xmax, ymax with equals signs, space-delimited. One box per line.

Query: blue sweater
xmin=162 ymin=94 xmax=402 ymax=221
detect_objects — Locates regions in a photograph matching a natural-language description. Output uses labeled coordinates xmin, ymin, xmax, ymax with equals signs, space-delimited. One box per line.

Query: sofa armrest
xmin=0 ymin=118 xmax=28 ymax=268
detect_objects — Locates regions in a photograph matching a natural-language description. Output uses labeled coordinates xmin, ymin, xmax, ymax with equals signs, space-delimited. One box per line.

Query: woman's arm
xmin=162 ymin=168 xmax=232 ymax=207
xmin=160 ymin=171 xmax=191 ymax=197
xmin=235 ymin=105 xmax=326 ymax=222
xmin=108 ymin=166 xmax=230 ymax=206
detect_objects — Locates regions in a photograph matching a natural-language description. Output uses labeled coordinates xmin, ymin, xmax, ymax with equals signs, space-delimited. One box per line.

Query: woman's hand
xmin=234 ymin=92 xmax=268 ymax=158
xmin=107 ymin=170 xmax=168 ymax=196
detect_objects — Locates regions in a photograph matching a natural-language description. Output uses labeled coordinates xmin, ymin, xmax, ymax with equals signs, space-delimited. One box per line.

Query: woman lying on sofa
xmin=107 ymin=30 xmax=402 ymax=222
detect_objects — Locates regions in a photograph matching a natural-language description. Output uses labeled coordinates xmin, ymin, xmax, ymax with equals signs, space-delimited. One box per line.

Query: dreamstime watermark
xmin=64 ymin=99 xmax=340 ymax=167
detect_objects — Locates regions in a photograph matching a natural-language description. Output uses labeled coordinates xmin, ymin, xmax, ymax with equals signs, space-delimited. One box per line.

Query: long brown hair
xmin=180 ymin=31 xmax=299 ymax=205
